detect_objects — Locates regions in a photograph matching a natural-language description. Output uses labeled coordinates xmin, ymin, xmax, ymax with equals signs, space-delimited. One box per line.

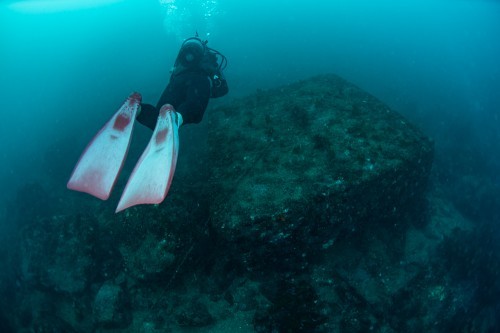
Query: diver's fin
xmin=116 ymin=104 xmax=180 ymax=212
xmin=67 ymin=93 xmax=142 ymax=200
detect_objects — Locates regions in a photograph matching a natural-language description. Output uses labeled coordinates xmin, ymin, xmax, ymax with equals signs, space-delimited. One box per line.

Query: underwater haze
xmin=0 ymin=0 xmax=499 ymax=204
xmin=1 ymin=0 xmax=500 ymax=331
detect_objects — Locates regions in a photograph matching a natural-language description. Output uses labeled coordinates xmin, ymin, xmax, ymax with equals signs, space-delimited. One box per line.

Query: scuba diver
xmin=67 ymin=35 xmax=229 ymax=212
xmin=138 ymin=35 xmax=229 ymax=129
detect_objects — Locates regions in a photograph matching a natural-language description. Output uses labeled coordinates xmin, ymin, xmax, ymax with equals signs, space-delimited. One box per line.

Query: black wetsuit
xmin=137 ymin=71 xmax=211 ymax=130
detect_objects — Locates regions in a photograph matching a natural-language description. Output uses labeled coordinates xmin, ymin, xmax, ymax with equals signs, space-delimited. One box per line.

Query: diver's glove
xmin=210 ymin=74 xmax=229 ymax=98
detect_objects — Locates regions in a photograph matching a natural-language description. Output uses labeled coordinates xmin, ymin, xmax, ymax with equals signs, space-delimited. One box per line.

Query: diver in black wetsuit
xmin=138 ymin=36 xmax=228 ymax=130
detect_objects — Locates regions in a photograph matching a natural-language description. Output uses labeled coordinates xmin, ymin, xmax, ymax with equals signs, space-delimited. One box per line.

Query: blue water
xmin=0 ymin=0 xmax=499 ymax=217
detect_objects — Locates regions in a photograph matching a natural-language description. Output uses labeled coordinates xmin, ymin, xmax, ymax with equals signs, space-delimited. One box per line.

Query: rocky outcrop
xmin=5 ymin=75 xmax=493 ymax=333
xmin=207 ymin=74 xmax=434 ymax=273
xmin=19 ymin=214 xmax=97 ymax=294
xmin=93 ymin=282 xmax=131 ymax=328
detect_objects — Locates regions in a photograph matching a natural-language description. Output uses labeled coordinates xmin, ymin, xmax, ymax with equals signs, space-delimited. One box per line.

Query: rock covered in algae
xmin=207 ymin=74 xmax=433 ymax=265
xmin=93 ymin=282 xmax=131 ymax=328
xmin=19 ymin=214 xmax=97 ymax=294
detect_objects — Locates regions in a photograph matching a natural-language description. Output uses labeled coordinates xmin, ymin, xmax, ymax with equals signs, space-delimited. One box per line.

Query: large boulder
xmin=207 ymin=74 xmax=434 ymax=272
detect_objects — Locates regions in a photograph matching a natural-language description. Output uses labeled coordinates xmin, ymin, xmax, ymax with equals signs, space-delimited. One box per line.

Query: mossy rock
xmin=206 ymin=74 xmax=433 ymax=270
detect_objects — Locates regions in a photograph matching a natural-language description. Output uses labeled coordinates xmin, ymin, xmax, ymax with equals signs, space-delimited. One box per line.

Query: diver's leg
xmin=137 ymin=103 xmax=158 ymax=131
xmin=175 ymin=74 xmax=211 ymax=124
xmin=155 ymin=81 xmax=180 ymax=111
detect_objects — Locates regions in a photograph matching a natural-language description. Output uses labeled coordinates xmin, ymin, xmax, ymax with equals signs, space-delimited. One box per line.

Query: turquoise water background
xmin=0 ymin=0 xmax=499 ymax=206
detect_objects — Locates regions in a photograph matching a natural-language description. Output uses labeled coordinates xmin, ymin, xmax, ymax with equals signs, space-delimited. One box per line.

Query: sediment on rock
xmin=207 ymin=74 xmax=434 ymax=272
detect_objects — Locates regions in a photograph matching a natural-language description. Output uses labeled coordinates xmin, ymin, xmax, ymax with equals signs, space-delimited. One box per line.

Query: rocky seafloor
xmin=1 ymin=74 xmax=499 ymax=332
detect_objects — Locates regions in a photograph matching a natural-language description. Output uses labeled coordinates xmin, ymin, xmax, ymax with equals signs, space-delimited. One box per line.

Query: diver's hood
xmin=172 ymin=36 xmax=227 ymax=80
xmin=176 ymin=37 xmax=206 ymax=68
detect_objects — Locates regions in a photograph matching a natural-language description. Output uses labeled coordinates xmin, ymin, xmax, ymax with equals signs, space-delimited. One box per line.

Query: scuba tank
xmin=171 ymin=35 xmax=228 ymax=98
